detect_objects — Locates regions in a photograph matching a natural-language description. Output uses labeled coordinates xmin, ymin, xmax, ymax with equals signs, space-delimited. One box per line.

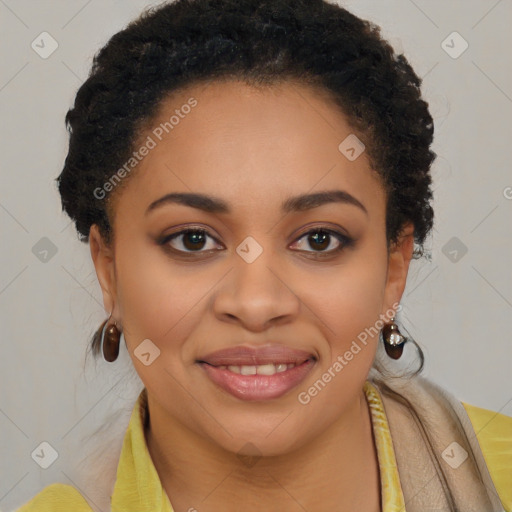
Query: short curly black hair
xmin=57 ymin=0 xmax=435 ymax=262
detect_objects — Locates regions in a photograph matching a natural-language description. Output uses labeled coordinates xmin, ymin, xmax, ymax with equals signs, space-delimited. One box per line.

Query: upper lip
xmin=197 ymin=345 xmax=316 ymax=367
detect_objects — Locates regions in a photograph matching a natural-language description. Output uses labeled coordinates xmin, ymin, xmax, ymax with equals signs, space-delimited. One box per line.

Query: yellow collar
xmin=364 ymin=381 xmax=406 ymax=511
xmin=111 ymin=387 xmax=173 ymax=512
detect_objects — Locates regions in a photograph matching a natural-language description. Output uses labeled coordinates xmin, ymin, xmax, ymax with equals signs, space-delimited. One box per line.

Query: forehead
xmin=112 ymin=79 xmax=385 ymax=218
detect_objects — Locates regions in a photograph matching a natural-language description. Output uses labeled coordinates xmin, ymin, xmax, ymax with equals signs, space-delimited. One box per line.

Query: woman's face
xmin=90 ymin=79 xmax=413 ymax=456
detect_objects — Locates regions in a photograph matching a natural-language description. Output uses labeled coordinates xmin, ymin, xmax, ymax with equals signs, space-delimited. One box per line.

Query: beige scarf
xmin=371 ymin=374 xmax=505 ymax=512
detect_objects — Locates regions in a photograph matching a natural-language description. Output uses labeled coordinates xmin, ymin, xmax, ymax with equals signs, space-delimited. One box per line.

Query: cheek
xmin=292 ymin=255 xmax=388 ymax=422
xmin=296 ymin=247 xmax=388 ymax=367
xmin=113 ymin=241 xmax=212 ymax=395
xmin=113 ymin=239 xmax=202 ymax=350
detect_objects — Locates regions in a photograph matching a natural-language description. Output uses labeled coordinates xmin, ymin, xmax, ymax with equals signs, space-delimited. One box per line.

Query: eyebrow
xmin=145 ymin=190 xmax=368 ymax=216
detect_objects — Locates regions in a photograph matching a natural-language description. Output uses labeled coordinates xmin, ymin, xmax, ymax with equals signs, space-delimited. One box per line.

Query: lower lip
xmin=198 ymin=359 xmax=316 ymax=401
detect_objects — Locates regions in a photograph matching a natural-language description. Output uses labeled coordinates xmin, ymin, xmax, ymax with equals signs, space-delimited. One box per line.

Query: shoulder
xmin=462 ymin=401 xmax=512 ymax=512
xmin=16 ymin=483 xmax=93 ymax=512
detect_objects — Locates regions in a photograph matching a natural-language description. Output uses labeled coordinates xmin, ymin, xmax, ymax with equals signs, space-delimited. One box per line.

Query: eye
xmin=160 ymin=228 xmax=222 ymax=254
xmin=158 ymin=225 xmax=354 ymax=258
xmin=290 ymin=227 xmax=354 ymax=256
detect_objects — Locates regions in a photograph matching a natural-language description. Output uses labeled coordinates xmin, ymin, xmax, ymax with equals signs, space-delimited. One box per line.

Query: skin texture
xmin=90 ymin=79 xmax=414 ymax=512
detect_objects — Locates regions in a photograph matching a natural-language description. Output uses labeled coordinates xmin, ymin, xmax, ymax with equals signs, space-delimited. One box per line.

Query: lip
xmin=198 ymin=358 xmax=316 ymax=401
xmin=197 ymin=344 xmax=316 ymax=367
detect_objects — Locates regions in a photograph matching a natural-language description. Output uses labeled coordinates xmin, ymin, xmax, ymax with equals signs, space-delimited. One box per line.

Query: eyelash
xmin=157 ymin=225 xmax=355 ymax=259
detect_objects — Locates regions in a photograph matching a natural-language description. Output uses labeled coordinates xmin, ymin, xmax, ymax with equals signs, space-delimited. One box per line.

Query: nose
xmin=212 ymin=249 xmax=300 ymax=332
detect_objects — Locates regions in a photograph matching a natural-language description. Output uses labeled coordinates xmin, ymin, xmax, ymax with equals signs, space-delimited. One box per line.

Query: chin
xmin=209 ymin=419 xmax=307 ymax=459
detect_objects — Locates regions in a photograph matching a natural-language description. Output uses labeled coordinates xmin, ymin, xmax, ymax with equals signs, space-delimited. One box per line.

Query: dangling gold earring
xmin=381 ymin=316 xmax=407 ymax=360
xmin=100 ymin=312 xmax=121 ymax=363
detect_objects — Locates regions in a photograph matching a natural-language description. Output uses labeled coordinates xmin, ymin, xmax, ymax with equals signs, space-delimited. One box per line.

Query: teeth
xmin=240 ymin=365 xmax=257 ymax=375
xmin=256 ymin=364 xmax=278 ymax=375
xmin=221 ymin=363 xmax=298 ymax=375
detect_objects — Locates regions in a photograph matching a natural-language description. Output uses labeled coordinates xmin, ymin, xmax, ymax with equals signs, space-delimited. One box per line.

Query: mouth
xmin=196 ymin=357 xmax=316 ymax=401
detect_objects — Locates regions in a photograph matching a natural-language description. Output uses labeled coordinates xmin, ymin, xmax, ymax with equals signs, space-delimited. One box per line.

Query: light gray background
xmin=1 ymin=1 xmax=511 ymax=511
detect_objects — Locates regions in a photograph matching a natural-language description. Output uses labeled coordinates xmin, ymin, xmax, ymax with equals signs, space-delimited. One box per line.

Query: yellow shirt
xmin=16 ymin=381 xmax=512 ymax=512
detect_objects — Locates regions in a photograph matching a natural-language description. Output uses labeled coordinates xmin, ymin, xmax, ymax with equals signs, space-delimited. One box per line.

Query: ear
xmin=382 ymin=222 xmax=415 ymax=314
xmin=89 ymin=224 xmax=117 ymax=316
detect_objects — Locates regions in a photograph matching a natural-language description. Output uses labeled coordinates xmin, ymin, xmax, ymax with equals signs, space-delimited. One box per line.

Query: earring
xmin=380 ymin=316 xmax=407 ymax=360
xmin=100 ymin=312 xmax=121 ymax=363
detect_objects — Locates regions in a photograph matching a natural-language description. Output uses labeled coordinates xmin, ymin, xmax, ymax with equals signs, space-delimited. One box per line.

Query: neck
xmin=145 ymin=387 xmax=381 ymax=512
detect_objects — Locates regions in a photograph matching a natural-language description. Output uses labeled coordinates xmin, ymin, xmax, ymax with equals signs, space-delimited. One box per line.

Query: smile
xmin=197 ymin=359 xmax=316 ymax=401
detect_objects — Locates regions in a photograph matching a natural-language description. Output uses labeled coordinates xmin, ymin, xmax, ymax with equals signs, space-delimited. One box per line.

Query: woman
xmin=17 ymin=0 xmax=511 ymax=511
